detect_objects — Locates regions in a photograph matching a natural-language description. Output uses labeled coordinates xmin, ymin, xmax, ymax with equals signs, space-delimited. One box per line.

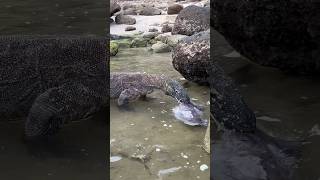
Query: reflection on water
xmin=110 ymin=48 xmax=210 ymax=180
xmin=214 ymin=30 xmax=320 ymax=180
xmin=0 ymin=0 xmax=107 ymax=179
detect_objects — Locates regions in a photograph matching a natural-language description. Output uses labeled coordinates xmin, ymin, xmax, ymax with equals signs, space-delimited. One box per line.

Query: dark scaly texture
xmin=0 ymin=35 xmax=108 ymax=138
xmin=208 ymin=62 xmax=256 ymax=133
xmin=110 ymin=72 xmax=194 ymax=106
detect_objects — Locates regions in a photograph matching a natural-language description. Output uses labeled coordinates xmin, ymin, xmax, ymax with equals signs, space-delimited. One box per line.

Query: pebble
xmin=169 ymin=125 xmax=172 ymax=128
xmin=156 ymin=148 xmax=161 ymax=152
xmin=197 ymin=160 xmax=201 ymax=164
xmin=200 ymin=164 xmax=208 ymax=171
xmin=144 ymin=138 xmax=149 ymax=141
xmin=152 ymin=116 xmax=155 ymax=119
xmin=130 ymin=123 xmax=135 ymax=126
xmin=110 ymin=156 xmax=122 ymax=163
xmin=163 ymin=124 xmax=168 ymax=127
xmin=191 ymin=98 xmax=198 ymax=101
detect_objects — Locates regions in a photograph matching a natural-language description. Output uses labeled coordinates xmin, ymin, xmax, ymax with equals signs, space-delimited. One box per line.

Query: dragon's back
xmin=0 ymin=35 xmax=108 ymax=120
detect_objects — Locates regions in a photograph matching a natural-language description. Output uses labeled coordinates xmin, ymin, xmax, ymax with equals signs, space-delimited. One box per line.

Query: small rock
xmin=200 ymin=164 xmax=208 ymax=171
xmin=167 ymin=4 xmax=184 ymax=15
xmin=130 ymin=37 xmax=148 ymax=48
xmin=149 ymin=28 xmax=159 ymax=32
xmin=125 ymin=26 xmax=136 ymax=31
xmin=139 ymin=6 xmax=162 ymax=16
xmin=151 ymin=41 xmax=171 ymax=53
xmin=161 ymin=24 xmax=173 ymax=33
xmin=143 ymin=32 xmax=160 ymax=39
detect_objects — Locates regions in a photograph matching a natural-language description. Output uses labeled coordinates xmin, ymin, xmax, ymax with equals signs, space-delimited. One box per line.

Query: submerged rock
xmin=212 ymin=0 xmax=320 ymax=74
xmin=130 ymin=37 xmax=148 ymax=48
xmin=151 ymin=41 xmax=171 ymax=53
xmin=172 ymin=30 xmax=210 ymax=85
xmin=172 ymin=5 xmax=210 ymax=36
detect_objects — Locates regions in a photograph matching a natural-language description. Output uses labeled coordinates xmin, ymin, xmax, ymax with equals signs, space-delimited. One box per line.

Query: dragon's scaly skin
xmin=0 ymin=35 xmax=108 ymax=138
xmin=110 ymin=72 xmax=191 ymax=106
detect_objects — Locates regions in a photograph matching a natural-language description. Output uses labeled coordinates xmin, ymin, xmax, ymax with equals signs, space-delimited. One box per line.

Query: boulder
xmin=139 ymin=6 xmax=162 ymax=16
xmin=212 ymin=0 xmax=320 ymax=74
xmin=115 ymin=14 xmax=136 ymax=25
xmin=110 ymin=1 xmax=121 ymax=16
xmin=172 ymin=5 xmax=210 ymax=36
xmin=172 ymin=30 xmax=210 ymax=84
xmin=151 ymin=41 xmax=171 ymax=53
xmin=125 ymin=26 xmax=136 ymax=31
xmin=167 ymin=4 xmax=184 ymax=15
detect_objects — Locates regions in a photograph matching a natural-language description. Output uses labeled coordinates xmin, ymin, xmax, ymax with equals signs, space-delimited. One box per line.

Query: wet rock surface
xmin=172 ymin=5 xmax=210 ymax=36
xmin=212 ymin=0 xmax=320 ymax=74
xmin=172 ymin=30 xmax=210 ymax=85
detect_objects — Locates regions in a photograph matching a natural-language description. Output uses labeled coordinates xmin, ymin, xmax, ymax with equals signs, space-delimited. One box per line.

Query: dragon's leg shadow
xmin=24 ymin=82 xmax=105 ymax=140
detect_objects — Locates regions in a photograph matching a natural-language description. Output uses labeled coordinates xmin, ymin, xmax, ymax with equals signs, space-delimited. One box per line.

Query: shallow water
xmin=0 ymin=0 xmax=106 ymax=35
xmin=214 ymin=30 xmax=320 ymax=180
xmin=110 ymin=48 xmax=210 ymax=180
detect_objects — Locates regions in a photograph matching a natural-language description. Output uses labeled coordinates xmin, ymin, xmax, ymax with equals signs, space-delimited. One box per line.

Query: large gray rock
xmin=172 ymin=5 xmax=210 ymax=36
xmin=212 ymin=0 xmax=320 ymax=74
xmin=172 ymin=30 xmax=210 ymax=84
xmin=110 ymin=1 xmax=121 ymax=16
xmin=115 ymin=14 xmax=136 ymax=25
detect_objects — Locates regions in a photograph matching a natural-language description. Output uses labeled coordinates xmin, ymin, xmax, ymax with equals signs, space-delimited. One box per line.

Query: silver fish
xmin=172 ymin=103 xmax=208 ymax=126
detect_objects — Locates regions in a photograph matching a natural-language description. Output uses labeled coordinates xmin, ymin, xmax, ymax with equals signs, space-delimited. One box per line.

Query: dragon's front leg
xmin=25 ymin=82 xmax=104 ymax=139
